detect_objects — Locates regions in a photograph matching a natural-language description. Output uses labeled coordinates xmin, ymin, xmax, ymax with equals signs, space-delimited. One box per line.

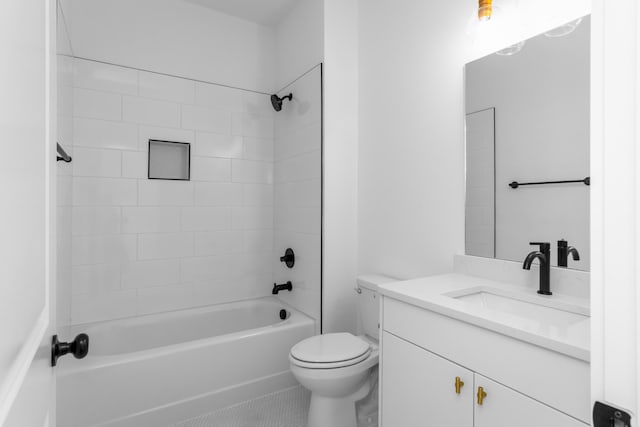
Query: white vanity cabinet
xmin=382 ymin=332 xmax=473 ymax=426
xmin=380 ymin=296 xmax=590 ymax=427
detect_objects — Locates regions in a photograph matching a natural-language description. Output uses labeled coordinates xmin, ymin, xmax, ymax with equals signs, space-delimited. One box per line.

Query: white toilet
xmin=289 ymin=275 xmax=394 ymax=427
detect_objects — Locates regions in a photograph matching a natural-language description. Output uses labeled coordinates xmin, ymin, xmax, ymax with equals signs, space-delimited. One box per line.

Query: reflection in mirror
xmin=464 ymin=16 xmax=590 ymax=271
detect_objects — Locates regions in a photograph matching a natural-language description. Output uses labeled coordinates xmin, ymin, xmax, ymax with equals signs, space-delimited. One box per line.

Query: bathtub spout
xmin=272 ymin=281 xmax=293 ymax=294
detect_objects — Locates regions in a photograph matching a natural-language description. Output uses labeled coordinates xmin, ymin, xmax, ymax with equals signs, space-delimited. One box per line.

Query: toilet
xmin=289 ymin=274 xmax=395 ymax=427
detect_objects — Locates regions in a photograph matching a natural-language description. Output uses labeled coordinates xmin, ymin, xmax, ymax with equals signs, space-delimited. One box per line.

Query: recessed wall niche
xmin=148 ymin=139 xmax=191 ymax=180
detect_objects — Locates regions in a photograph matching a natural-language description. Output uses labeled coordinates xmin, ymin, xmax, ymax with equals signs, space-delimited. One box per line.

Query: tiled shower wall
xmin=273 ymin=66 xmax=322 ymax=327
xmin=57 ymin=55 xmax=74 ymax=327
xmin=65 ymin=58 xmax=275 ymax=325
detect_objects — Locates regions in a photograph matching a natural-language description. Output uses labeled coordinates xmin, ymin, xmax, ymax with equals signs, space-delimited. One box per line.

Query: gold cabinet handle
xmin=455 ymin=376 xmax=465 ymax=394
xmin=477 ymin=386 xmax=487 ymax=405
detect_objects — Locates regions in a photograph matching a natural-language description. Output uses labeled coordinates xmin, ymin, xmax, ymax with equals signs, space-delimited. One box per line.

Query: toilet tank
xmin=356 ymin=274 xmax=397 ymax=340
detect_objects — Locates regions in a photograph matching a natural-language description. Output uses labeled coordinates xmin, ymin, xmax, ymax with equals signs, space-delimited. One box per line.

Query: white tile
xmin=243 ymin=230 xmax=273 ymax=253
xmin=72 ymin=178 xmax=137 ymax=206
xmin=74 ymin=59 xmax=137 ymax=95
xmin=57 ymin=176 xmax=72 ymax=206
xmin=121 ymin=259 xmax=181 ymax=289
xmin=181 ymin=207 xmax=232 ymax=231
xmin=243 ymin=91 xmax=275 ymax=116
xmin=242 ymin=137 xmax=274 ymax=161
xmin=194 ymin=82 xmax=243 ymax=111
xmin=274 ymin=150 xmax=320 ymax=183
xmin=58 ymin=55 xmax=74 ymax=87
xmin=72 ymin=147 xmax=122 ymax=177
xmin=138 ymin=125 xmax=194 ymax=151
xmin=180 ymin=254 xmax=235 ymax=283
xmin=74 ymin=118 xmax=138 ymax=151
xmin=138 ymin=232 xmax=194 ymax=260
xmin=274 ymin=122 xmax=321 ymax=161
xmin=123 ymin=96 xmax=180 ymax=127
xmin=137 ymin=285 xmax=194 ymax=316
xmin=72 ymin=264 xmax=121 ymax=295
xmin=232 ymin=112 xmax=274 ymax=138
xmin=194 ymin=182 xmax=243 ymax=206
xmin=181 ymin=104 xmax=231 ymax=133
xmin=72 ymin=291 xmax=137 ymax=324
xmin=233 ymin=252 xmax=272 ymax=284
xmin=138 ymin=71 xmax=195 ymax=104
xmin=232 ymin=159 xmax=273 ymax=184
xmin=194 ymin=231 xmax=243 ymax=256
xmin=122 ymin=151 xmax=147 ymax=178
xmin=121 ymin=207 xmax=181 ymax=233
xmin=72 ymin=207 xmax=121 ymax=235
xmin=73 ymin=88 xmax=122 ymax=121
xmin=191 ymin=157 xmax=231 ymax=182
xmin=72 ymin=234 xmax=137 ymax=265
xmin=275 ymin=206 xmax=320 ymax=234
xmin=243 ymin=184 xmax=273 ymax=206
xmin=274 ymin=180 xmax=320 ymax=208
xmin=232 ymin=206 xmax=274 ymax=230
xmin=194 ymin=132 xmax=243 ymax=158
xmin=122 ymin=207 xmax=180 ymax=234
xmin=138 ymin=180 xmax=194 ymax=206
xmin=57 ymin=113 xmax=73 ymax=148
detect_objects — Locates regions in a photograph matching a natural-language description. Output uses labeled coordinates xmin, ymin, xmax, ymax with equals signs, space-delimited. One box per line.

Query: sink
xmin=450 ymin=289 xmax=588 ymax=327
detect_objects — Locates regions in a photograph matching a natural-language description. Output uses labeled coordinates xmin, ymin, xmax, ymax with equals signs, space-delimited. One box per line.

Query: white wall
xmin=466 ymin=20 xmax=590 ymax=270
xmin=358 ymin=0 xmax=590 ymax=281
xmin=323 ymin=0 xmax=359 ymax=333
xmin=60 ymin=0 xmax=277 ymax=93
xmin=273 ymin=66 xmax=322 ymax=327
xmin=66 ymin=58 xmax=275 ymax=325
xmin=275 ymin=0 xmax=324 ymax=90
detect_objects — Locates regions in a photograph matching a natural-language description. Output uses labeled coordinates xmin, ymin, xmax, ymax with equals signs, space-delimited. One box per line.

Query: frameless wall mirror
xmin=464 ymin=15 xmax=590 ymax=271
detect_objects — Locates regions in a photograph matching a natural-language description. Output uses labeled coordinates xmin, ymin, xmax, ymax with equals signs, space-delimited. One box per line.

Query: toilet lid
xmin=290 ymin=333 xmax=370 ymax=364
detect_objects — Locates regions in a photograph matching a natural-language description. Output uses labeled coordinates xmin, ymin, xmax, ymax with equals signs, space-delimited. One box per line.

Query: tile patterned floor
xmin=173 ymin=386 xmax=310 ymax=427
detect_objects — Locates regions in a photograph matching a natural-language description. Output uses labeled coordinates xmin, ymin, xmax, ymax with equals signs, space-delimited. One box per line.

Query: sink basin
xmin=451 ymin=289 xmax=588 ymax=327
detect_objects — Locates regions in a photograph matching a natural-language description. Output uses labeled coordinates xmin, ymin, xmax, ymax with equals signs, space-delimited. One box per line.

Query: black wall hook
xmin=57 ymin=142 xmax=72 ymax=163
xmin=52 ymin=333 xmax=89 ymax=366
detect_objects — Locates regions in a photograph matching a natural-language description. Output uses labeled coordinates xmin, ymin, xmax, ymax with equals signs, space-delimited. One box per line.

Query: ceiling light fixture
xmin=478 ymin=0 xmax=493 ymax=21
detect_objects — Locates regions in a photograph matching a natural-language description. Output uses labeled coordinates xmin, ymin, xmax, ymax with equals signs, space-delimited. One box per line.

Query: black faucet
xmin=272 ymin=281 xmax=293 ymax=295
xmin=557 ymin=239 xmax=580 ymax=268
xmin=523 ymin=242 xmax=552 ymax=295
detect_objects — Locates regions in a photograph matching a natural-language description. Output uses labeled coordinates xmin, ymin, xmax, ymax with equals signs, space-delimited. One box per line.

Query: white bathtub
xmin=57 ymin=297 xmax=314 ymax=427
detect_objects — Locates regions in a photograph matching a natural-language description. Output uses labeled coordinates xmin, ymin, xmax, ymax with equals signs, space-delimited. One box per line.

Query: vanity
xmin=378 ymin=261 xmax=589 ymax=426
xmin=378 ymin=15 xmax=591 ymax=426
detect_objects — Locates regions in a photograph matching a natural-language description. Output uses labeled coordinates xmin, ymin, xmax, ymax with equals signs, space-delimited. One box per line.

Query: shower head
xmin=270 ymin=93 xmax=292 ymax=112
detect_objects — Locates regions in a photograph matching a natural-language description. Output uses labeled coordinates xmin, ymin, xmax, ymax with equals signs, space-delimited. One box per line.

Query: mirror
xmin=464 ymin=16 xmax=590 ymax=271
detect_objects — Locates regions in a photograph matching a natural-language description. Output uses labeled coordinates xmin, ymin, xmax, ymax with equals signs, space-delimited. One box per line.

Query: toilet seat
xmin=290 ymin=333 xmax=371 ymax=369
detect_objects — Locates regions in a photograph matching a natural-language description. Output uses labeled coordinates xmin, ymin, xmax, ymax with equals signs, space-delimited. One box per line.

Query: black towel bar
xmin=509 ymin=177 xmax=590 ymax=189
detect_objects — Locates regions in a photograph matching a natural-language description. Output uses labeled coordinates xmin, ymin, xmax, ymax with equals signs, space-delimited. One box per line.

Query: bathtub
xmin=56 ymin=297 xmax=314 ymax=427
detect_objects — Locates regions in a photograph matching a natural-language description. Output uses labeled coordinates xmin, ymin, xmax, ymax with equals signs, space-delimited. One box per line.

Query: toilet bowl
xmin=289 ymin=333 xmax=379 ymax=427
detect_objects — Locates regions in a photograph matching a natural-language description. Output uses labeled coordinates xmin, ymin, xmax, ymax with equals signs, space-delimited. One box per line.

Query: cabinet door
xmin=474 ymin=375 xmax=587 ymax=427
xmin=381 ymin=332 xmax=473 ymax=427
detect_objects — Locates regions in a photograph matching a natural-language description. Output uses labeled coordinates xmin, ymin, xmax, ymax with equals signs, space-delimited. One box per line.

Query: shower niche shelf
xmin=148 ymin=139 xmax=191 ymax=181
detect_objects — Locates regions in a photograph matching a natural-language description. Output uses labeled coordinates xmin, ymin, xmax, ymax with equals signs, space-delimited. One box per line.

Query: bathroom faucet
xmin=272 ymin=281 xmax=293 ymax=295
xmin=557 ymin=239 xmax=580 ymax=268
xmin=523 ymin=242 xmax=552 ymax=295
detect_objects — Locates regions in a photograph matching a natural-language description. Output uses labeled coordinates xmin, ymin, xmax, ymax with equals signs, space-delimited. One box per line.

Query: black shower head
xmin=271 ymin=93 xmax=293 ymax=112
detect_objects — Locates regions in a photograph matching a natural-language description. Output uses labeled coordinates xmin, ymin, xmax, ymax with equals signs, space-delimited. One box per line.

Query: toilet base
xmin=306 ymin=376 xmax=371 ymax=427
xmin=308 ymin=394 xmax=358 ymax=427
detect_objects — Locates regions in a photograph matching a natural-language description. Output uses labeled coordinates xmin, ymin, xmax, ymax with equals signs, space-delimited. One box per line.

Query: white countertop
xmin=379 ymin=273 xmax=590 ymax=362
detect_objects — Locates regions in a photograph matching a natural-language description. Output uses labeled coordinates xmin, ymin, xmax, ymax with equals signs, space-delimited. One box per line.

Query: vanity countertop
xmin=379 ymin=273 xmax=590 ymax=362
